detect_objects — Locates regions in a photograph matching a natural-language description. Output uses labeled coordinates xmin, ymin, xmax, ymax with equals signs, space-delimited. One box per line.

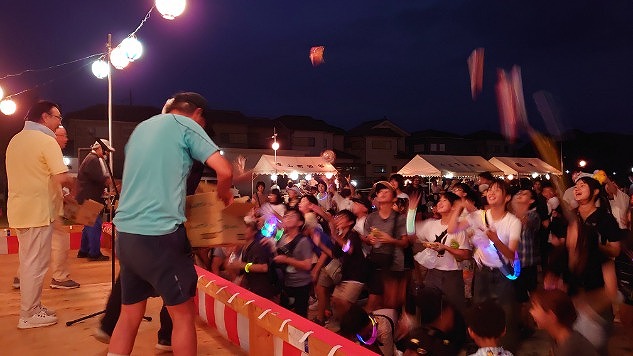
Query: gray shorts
xmin=116 ymin=225 xmax=197 ymax=306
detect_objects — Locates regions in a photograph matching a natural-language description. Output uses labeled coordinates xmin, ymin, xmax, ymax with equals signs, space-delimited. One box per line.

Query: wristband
xmin=342 ymin=239 xmax=352 ymax=253
xmin=406 ymin=208 xmax=417 ymax=235
xmin=244 ymin=262 xmax=253 ymax=273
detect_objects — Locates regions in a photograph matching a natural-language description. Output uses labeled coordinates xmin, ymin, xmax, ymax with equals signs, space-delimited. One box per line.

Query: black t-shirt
xmin=332 ymin=229 xmax=370 ymax=282
xmin=241 ymin=239 xmax=277 ymax=299
xmin=564 ymin=208 xmax=622 ymax=294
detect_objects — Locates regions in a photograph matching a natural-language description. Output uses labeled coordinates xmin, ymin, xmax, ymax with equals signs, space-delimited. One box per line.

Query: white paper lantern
xmin=121 ymin=36 xmax=143 ymax=61
xmin=110 ymin=47 xmax=130 ymax=70
xmin=0 ymin=99 xmax=17 ymax=115
xmin=156 ymin=0 xmax=186 ymax=20
xmin=91 ymin=60 xmax=109 ymax=79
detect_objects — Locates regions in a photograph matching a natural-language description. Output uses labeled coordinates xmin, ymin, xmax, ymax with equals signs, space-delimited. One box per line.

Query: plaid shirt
xmin=518 ymin=209 xmax=541 ymax=267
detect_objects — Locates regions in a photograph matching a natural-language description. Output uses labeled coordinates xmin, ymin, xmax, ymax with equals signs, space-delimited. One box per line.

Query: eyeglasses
xmin=48 ymin=113 xmax=63 ymax=121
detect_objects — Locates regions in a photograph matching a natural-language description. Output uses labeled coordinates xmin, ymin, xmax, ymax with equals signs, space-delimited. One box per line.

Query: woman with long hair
xmin=551 ymin=176 xmax=622 ymax=349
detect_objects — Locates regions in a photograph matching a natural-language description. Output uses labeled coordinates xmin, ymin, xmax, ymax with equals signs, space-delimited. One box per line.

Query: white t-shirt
xmin=609 ymin=189 xmax=630 ymax=229
xmin=415 ymin=219 xmax=471 ymax=271
xmin=466 ymin=209 xmax=521 ymax=268
xmin=562 ymin=187 xmax=579 ymax=209
xmin=332 ymin=193 xmax=354 ymax=212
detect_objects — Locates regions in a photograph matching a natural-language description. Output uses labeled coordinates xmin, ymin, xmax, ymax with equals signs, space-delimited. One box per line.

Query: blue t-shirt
xmin=114 ymin=113 xmax=218 ymax=235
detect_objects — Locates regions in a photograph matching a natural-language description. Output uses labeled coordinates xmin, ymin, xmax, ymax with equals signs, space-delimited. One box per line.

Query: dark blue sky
xmin=1 ymin=0 xmax=632 ymax=134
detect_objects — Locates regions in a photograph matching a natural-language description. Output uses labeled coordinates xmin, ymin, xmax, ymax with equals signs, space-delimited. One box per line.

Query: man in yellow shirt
xmin=6 ymin=100 xmax=74 ymax=329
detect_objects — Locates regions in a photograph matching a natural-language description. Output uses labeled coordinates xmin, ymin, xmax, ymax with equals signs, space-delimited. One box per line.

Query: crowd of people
xmin=6 ymin=96 xmax=633 ymax=356
xmin=209 ymin=170 xmax=633 ymax=356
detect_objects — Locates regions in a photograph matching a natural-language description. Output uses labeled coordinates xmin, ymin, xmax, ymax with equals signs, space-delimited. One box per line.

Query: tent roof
xmin=252 ymin=155 xmax=337 ymax=175
xmin=489 ymin=157 xmax=562 ymax=176
xmin=397 ymin=155 xmax=441 ymax=177
xmin=421 ymin=155 xmax=504 ymax=176
xmin=398 ymin=155 xmax=503 ymax=177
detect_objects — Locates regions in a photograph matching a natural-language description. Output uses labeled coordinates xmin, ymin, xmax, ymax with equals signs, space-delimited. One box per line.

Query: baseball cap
xmin=370 ymin=180 xmax=396 ymax=198
xmin=170 ymin=92 xmax=210 ymax=120
xmin=287 ymin=186 xmax=301 ymax=195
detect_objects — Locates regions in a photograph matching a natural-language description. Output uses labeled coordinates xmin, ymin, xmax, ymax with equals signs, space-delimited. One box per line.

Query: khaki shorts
xmin=332 ymin=280 xmax=364 ymax=304
xmin=317 ymin=269 xmax=336 ymax=288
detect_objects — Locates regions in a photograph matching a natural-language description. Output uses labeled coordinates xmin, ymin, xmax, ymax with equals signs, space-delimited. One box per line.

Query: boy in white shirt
xmin=448 ymin=178 xmax=521 ymax=352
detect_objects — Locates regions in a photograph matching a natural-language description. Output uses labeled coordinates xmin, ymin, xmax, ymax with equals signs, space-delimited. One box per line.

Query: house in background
xmin=464 ymin=130 xmax=518 ymax=158
xmin=408 ymin=129 xmax=472 ymax=156
xmin=64 ymin=104 xmax=161 ymax=177
xmin=346 ymin=118 xmax=410 ymax=186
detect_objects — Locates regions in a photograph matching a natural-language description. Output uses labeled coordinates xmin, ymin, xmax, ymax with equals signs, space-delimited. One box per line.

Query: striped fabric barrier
xmin=194 ymin=266 xmax=378 ymax=356
xmin=1 ymin=227 xmax=84 ymax=255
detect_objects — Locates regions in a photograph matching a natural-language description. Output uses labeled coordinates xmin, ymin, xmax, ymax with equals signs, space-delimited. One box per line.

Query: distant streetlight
xmin=578 ymin=160 xmax=587 ymax=168
xmin=271 ymin=127 xmax=279 ymax=164
xmin=0 ymin=99 xmax=17 ymax=115
xmin=156 ymin=0 xmax=186 ymax=20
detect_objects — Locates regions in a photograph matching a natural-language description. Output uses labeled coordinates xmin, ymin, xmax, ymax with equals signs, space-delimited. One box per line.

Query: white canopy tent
xmin=421 ymin=155 xmax=503 ymax=177
xmin=489 ymin=157 xmax=562 ymax=176
xmin=251 ymin=154 xmax=338 ymax=176
xmin=397 ymin=155 xmax=442 ymax=177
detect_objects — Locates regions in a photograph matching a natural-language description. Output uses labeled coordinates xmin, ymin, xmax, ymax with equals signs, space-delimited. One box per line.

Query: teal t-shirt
xmin=113 ymin=113 xmax=218 ymax=235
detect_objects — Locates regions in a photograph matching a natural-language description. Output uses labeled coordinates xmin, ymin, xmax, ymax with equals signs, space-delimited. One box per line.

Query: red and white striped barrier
xmin=1 ymin=227 xmax=84 ymax=255
xmin=194 ymin=266 xmax=378 ymax=356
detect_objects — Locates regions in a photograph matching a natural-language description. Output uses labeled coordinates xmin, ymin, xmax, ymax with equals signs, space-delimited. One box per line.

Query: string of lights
xmin=3 ymin=59 xmax=97 ymax=100
xmin=1 ymin=0 xmax=186 ymax=115
xmin=0 ymin=53 xmax=105 ymax=81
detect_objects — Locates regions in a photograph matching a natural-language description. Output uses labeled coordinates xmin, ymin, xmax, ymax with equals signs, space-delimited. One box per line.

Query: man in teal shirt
xmin=110 ymin=92 xmax=233 ymax=356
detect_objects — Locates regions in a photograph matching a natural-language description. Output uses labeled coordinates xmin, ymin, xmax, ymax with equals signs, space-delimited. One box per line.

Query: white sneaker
xmin=18 ymin=310 xmax=58 ymax=329
xmin=41 ymin=305 xmax=56 ymax=316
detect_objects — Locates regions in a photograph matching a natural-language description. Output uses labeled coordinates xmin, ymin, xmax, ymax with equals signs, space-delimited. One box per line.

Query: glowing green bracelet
xmin=406 ymin=208 xmax=417 ymax=235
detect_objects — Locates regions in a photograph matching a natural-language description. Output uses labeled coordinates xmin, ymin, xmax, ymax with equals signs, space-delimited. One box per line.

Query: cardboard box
xmin=184 ymin=190 xmax=254 ymax=247
xmin=63 ymin=199 xmax=104 ymax=226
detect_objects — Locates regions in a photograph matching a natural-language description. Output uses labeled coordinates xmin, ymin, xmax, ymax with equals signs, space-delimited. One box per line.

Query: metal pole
xmin=107 ymin=34 xmax=114 ymax=174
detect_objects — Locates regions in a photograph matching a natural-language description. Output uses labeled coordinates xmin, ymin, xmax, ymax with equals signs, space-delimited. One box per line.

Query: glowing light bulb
xmin=531 ymin=172 xmax=538 ymax=179
xmin=271 ymin=174 xmax=278 ymax=181
xmin=289 ymin=171 xmax=299 ymax=180
xmin=120 ymin=36 xmax=143 ymax=61
xmin=0 ymin=99 xmax=17 ymax=115
xmin=444 ymin=172 xmax=454 ymax=179
xmin=92 ymin=60 xmax=109 ymax=79
xmin=272 ymin=141 xmax=280 ymax=151
xmin=63 ymin=157 xmax=71 ymax=166
xmin=507 ymin=174 xmax=514 ymax=181
xmin=156 ymin=0 xmax=186 ymax=20
xmin=110 ymin=47 xmax=130 ymax=70
xmin=0 ymin=85 xmax=4 ymax=100
xmin=305 ymin=174 xmax=312 ymax=181
xmin=545 ymin=173 xmax=550 ymax=180
xmin=325 ymin=172 xmax=333 ymax=179
xmin=351 ymin=180 xmax=358 ymax=187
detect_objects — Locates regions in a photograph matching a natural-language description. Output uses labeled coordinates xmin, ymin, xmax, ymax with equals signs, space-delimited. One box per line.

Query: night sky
xmin=1 ymin=0 xmax=632 ymax=135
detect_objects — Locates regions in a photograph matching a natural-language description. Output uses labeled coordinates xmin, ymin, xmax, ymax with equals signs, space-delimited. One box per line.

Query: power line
xmin=0 ymin=52 xmax=105 ymax=81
